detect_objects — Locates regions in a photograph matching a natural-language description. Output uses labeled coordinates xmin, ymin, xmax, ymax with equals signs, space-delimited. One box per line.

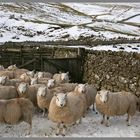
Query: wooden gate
xmin=0 ymin=42 xmax=85 ymax=83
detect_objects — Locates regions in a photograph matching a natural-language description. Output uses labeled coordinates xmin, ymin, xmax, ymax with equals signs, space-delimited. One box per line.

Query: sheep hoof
xmin=55 ymin=133 xmax=59 ymax=136
xmin=62 ymin=134 xmax=65 ymax=136
xmin=101 ymin=121 xmax=104 ymax=124
xmin=127 ymin=124 xmax=131 ymax=126
xmin=105 ymin=124 xmax=110 ymax=127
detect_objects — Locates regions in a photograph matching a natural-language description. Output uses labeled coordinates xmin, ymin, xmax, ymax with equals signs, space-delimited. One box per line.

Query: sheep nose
xmin=60 ymin=104 xmax=63 ymax=107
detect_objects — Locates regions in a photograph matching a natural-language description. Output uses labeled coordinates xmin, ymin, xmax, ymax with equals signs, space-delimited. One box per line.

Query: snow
xmin=0 ymin=108 xmax=140 ymax=137
xmin=62 ymin=43 xmax=140 ymax=54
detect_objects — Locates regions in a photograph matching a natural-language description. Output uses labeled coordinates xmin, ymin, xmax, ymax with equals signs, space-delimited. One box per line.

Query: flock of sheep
xmin=0 ymin=64 xmax=139 ymax=136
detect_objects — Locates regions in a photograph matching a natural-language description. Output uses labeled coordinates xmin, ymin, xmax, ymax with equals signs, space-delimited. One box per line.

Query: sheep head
xmin=55 ymin=93 xmax=67 ymax=108
xmin=30 ymin=77 xmax=38 ymax=85
xmin=26 ymin=70 xmax=35 ymax=78
xmin=98 ymin=90 xmax=110 ymax=103
xmin=75 ymin=84 xmax=86 ymax=94
xmin=0 ymin=76 xmax=8 ymax=85
xmin=61 ymin=72 xmax=69 ymax=82
xmin=47 ymin=79 xmax=56 ymax=89
xmin=37 ymin=72 xmax=44 ymax=78
xmin=7 ymin=64 xmax=17 ymax=70
xmin=37 ymin=86 xmax=47 ymax=97
xmin=17 ymin=82 xmax=28 ymax=95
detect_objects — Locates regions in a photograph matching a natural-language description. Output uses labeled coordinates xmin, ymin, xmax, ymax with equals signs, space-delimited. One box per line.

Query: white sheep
xmin=17 ymin=82 xmax=37 ymax=106
xmin=0 ymin=85 xmax=19 ymax=99
xmin=30 ymin=77 xmax=50 ymax=85
xmin=48 ymin=92 xmax=86 ymax=136
xmin=17 ymin=82 xmax=45 ymax=107
xmin=0 ymin=70 xmax=14 ymax=79
xmin=35 ymin=71 xmax=53 ymax=79
xmin=53 ymin=72 xmax=70 ymax=84
xmin=75 ymin=84 xmax=97 ymax=112
xmin=0 ymin=76 xmax=22 ymax=87
xmin=20 ymin=73 xmax=31 ymax=84
xmin=0 ymin=98 xmax=34 ymax=135
xmin=95 ymin=90 xmax=137 ymax=127
xmin=47 ymin=79 xmax=77 ymax=92
xmin=7 ymin=64 xmax=17 ymax=70
xmin=37 ymin=86 xmax=53 ymax=117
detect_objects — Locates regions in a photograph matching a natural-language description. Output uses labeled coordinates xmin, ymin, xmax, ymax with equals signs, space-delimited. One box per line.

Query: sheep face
xmin=0 ymin=65 xmax=4 ymax=70
xmin=30 ymin=77 xmax=38 ymax=85
xmin=76 ymin=84 xmax=86 ymax=94
xmin=98 ymin=90 xmax=109 ymax=103
xmin=37 ymin=86 xmax=47 ymax=97
xmin=38 ymin=72 xmax=44 ymax=78
xmin=18 ymin=83 xmax=28 ymax=94
xmin=47 ymin=79 xmax=55 ymax=89
xmin=7 ymin=64 xmax=17 ymax=70
xmin=61 ymin=72 xmax=69 ymax=82
xmin=55 ymin=93 xmax=67 ymax=107
xmin=0 ymin=76 xmax=7 ymax=85
xmin=26 ymin=70 xmax=35 ymax=78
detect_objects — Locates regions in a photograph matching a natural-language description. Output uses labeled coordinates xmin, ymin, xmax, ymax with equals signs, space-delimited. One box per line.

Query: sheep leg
xmin=76 ymin=118 xmax=82 ymax=125
xmin=25 ymin=124 xmax=32 ymax=136
xmin=93 ymin=103 xmax=98 ymax=114
xmin=127 ymin=115 xmax=131 ymax=126
xmin=105 ymin=116 xmax=110 ymax=127
xmin=101 ymin=114 xmax=105 ymax=124
xmin=42 ymin=108 xmax=46 ymax=117
xmin=62 ymin=124 xmax=67 ymax=136
xmin=56 ymin=123 xmax=61 ymax=136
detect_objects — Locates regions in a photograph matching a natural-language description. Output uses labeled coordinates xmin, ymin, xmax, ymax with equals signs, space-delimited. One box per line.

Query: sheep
xmin=13 ymin=68 xmax=29 ymax=79
xmin=48 ymin=92 xmax=85 ymax=136
xmin=35 ymin=71 xmax=53 ymax=79
xmin=0 ymin=76 xmax=7 ymax=85
xmin=0 ymin=76 xmax=23 ymax=87
xmin=0 ymin=85 xmax=18 ymax=99
xmin=26 ymin=70 xmax=35 ymax=78
xmin=37 ymin=86 xmax=54 ymax=117
xmin=17 ymin=82 xmax=45 ymax=107
xmin=6 ymin=64 xmax=17 ymax=70
xmin=30 ymin=77 xmax=50 ymax=85
xmin=0 ymin=98 xmax=34 ymax=135
xmin=0 ymin=65 xmax=4 ymax=70
xmin=0 ymin=70 xmax=14 ymax=79
xmin=95 ymin=90 xmax=137 ymax=127
xmin=47 ymin=79 xmax=77 ymax=92
xmin=53 ymin=72 xmax=70 ymax=84
xmin=74 ymin=84 xmax=97 ymax=112
xmin=20 ymin=73 xmax=31 ymax=84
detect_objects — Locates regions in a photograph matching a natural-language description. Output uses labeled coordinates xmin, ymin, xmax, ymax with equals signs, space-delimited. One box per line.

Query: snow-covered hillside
xmin=0 ymin=2 xmax=139 ymax=44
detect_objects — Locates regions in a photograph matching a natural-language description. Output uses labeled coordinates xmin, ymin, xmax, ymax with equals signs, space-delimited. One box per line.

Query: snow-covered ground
xmin=0 ymin=108 xmax=140 ymax=137
xmin=61 ymin=43 xmax=140 ymax=53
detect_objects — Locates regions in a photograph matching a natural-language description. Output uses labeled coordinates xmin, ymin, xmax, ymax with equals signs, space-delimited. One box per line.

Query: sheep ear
xmin=85 ymin=83 xmax=88 ymax=86
xmin=59 ymin=71 xmax=62 ymax=74
xmin=65 ymin=94 xmax=67 ymax=98
xmin=66 ymin=71 xmax=69 ymax=75
xmin=54 ymin=92 xmax=57 ymax=96
xmin=53 ymin=79 xmax=56 ymax=84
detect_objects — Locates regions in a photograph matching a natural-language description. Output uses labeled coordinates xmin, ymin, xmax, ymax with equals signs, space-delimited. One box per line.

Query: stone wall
xmin=83 ymin=50 xmax=140 ymax=96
